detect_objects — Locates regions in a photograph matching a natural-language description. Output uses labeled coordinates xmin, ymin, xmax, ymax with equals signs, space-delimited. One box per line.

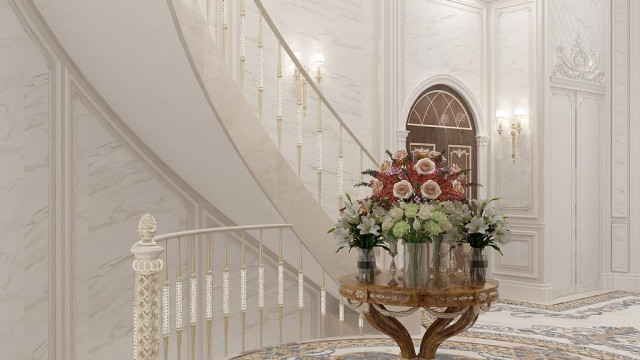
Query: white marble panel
xmin=497 ymin=7 xmax=531 ymax=210
xmin=548 ymin=0 xmax=605 ymax=65
xmin=404 ymin=0 xmax=484 ymax=111
xmin=73 ymin=99 xmax=190 ymax=360
xmin=611 ymin=222 xmax=629 ymax=273
xmin=0 ymin=1 xmax=50 ymax=358
xmin=612 ymin=0 xmax=629 ymax=218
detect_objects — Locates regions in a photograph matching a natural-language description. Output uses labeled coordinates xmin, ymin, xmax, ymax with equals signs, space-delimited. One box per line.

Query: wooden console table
xmin=339 ymin=271 xmax=499 ymax=360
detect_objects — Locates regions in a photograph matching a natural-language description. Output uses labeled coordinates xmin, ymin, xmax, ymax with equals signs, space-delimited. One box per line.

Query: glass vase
xmin=430 ymin=235 xmax=443 ymax=280
xmin=403 ymin=242 xmax=428 ymax=288
xmin=357 ymin=248 xmax=376 ymax=283
xmin=469 ymin=247 xmax=488 ymax=284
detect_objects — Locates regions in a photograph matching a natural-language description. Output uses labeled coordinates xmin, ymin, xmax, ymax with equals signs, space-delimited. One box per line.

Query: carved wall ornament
xmin=552 ymin=36 xmax=604 ymax=84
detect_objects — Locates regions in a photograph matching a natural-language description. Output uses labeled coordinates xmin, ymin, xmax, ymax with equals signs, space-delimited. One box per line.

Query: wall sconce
xmin=496 ymin=108 xmax=524 ymax=161
xmin=292 ymin=52 xmax=325 ymax=115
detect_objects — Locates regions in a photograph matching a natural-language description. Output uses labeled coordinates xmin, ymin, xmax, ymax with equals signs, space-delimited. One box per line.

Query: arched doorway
xmin=406 ymin=84 xmax=477 ymax=200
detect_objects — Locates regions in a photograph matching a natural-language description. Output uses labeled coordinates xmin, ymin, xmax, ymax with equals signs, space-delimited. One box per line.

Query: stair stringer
xmin=166 ymin=0 xmax=357 ymax=285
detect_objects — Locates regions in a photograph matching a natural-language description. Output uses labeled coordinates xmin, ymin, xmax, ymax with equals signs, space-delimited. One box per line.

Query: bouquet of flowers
xmin=361 ymin=148 xmax=470 ymax=209
xmin=446 ymin=198 xmax=510 ymax=253
xmin=381 ymin=202 xmax=453 ymax=244
xmin=329 ymin=193 xmax=390 ymax=253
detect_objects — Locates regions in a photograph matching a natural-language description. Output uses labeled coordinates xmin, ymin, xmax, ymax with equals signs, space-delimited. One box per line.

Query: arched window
xmin=406 ymin=84 xmax=477 ymax=199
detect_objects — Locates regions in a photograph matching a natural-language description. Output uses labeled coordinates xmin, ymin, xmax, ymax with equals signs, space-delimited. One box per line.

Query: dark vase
xmin=469 ymin=247 xmax=487 ymax=284
xmin=357 ymin=248 xmax=376 ymax=283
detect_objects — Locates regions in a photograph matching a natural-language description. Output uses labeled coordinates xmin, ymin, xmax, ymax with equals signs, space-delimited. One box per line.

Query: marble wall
xmin=0 ymin=1 xmax=51 ymax=358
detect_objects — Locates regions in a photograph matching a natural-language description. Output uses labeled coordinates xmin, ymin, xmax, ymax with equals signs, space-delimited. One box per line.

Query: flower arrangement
xmin=361 ymin=148 xmax=470 ymax=209
xmin=381 ymin=202 xmax=454 ymax=244
xmin=446 ymin=198 xmax=510 ymax=253
xmin=329 ymin=193 xmax=390 ymax=253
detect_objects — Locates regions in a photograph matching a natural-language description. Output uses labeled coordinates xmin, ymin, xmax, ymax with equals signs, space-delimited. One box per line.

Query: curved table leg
xmin=364 ymin=304 xmax=417 ymax=359
xmin=419 ymin=306 xmax=478 ymax=360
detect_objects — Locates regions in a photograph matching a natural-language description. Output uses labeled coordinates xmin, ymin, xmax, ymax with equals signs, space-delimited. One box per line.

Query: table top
xmin=339 ymin=271 xmax=499 ymax=307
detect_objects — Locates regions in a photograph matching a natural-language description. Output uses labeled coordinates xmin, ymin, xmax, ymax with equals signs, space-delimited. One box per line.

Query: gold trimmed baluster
xmin=240 ymin=231 xmax=247 ymax=351
xmin=316 ymin=73 xmax=323 ymax=204
xmin=276 ymin=42 xmax=283 ymax=151
xmin=222 ymin=0 xmax=228 ymax=60
xmin=320 ymin=270 xmax=326 ymax=337
xmin=206 ymin=234 xmax=213 ymax=359
xmin=163 ymin=242 xmax=169 ymax=359
xmin=190 ymin=236 xmax=197 ymax=360
xmin=257 ymin=10 xmax=264 ymax=123
xmin=223 ymin=232 xmax=230 ymax=357
xmin=176 ymin=237 xmax=183 ymax=360
xmin=258 ymin=229 xmax=265 ymax=347
xmin=239 ymin=0 xmax=246 ymax=87
xmin=298 ymin=243 xmax=304 ymax=341
xmin=339 ymin=297 xmax=344 ymax=336
xmin=337 ymin=125 xmax=344 ymax=210
xmin=358 ymin=148 xmax=364 ymax=200
xmin=278 ymin=228 xmax=284 ymax=345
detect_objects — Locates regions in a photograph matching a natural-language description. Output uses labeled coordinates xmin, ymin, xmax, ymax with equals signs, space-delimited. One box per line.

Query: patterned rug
xmin=231 ymin=291 xmax=640 ymax=359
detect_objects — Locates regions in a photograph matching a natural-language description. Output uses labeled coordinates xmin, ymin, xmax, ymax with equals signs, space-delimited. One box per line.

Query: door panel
xmin=576 ymin=92 xmax=602 ymax=292
xmin=549 ymin=87 xmax=576 ymax=297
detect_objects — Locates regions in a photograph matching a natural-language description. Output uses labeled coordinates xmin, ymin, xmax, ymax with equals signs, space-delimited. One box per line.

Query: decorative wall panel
xmin=492 ymin=230 xmax=537 ymax=279
xmin=612 ymin=0 xmax=629 ymax=219
xmin=496 ymin=4 xmax=532 ymax=213
xmin=611 ymin=222 xmax=630 ymax=273
xmin=0 ymin=1 xmax=51 ymax=358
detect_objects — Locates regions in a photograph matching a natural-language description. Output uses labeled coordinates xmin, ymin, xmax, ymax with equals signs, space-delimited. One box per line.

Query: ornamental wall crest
xmin=552 ymin=36 xmax=604 ymax=84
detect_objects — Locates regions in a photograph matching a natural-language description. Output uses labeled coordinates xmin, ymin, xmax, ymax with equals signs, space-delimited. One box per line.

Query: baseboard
xmin=602 ymin=273 xmax=640 ymax=291
xmin=494 ymin=278 xmax=554 ymax=303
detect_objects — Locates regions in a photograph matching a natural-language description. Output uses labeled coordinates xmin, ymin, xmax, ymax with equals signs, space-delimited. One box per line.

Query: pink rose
xmin=452 ymin=180 xmax=465 ymax=195
xmin=451 ymin=164 xmax=461 ymax=173
xmin=392 ymin=149 xmax=408 ymax=161
xmin=371 ymin=180 xmax=383 ymax=194
xmin=412 ymin=148 xmax=431 ymax=159
xmin=414 ymin=158 xmax=436 ymax=175
xmin=393 ymin=180 xmax=413 ymax=199
xmin=421 ymin=180 xmax=442 ymax=199
xmin=379 ymin=159 xmax=391 ymax=173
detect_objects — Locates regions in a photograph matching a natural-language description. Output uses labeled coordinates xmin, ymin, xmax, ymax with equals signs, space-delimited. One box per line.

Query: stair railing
xmin=132 ymin=213 xmax=354 ymax=360
xmin=203 ymin=0 xmax=379 ymax=213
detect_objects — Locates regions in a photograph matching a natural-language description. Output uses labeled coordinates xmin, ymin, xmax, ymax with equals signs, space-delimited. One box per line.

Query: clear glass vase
xmin=430 ymin=235 xmax=443 ymax=280
xmin=469 ymin=247 xmax=488 ymax=284
xmin=357 ymin=248 xmax=376 ymax=283
xmin=403 ymin=243 xmax=428 ymax=288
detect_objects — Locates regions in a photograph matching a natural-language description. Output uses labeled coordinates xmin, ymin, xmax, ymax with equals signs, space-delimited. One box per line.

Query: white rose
xmin=421 ymin=180 xmax=442 ymax=199
xmin=393 ymin=180 xmax=413 ymax=199
xmin=417 ymin=204 xmax=433 ymax=220
xmin=393 ymin=149 xmax=408 ymax=161
xmin=382 ymin=217 xmax=395 ymax=232
xmin=389 ymin=206 xmax=404 ymax=220
xmin=379 ymin=159 xmax=391 ymax=173
xmin=412 ymin=148 xmax=431 ymax=159
xmin=414 ymin=158 xmax=436 ymax=175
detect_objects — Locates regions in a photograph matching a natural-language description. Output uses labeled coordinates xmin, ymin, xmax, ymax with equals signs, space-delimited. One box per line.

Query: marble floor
xmin=231 ymin=291 xmax=640 ymax=359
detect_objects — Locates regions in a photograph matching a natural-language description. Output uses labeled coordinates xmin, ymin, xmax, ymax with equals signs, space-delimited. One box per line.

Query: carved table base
xmin=364 ymin=304 xmax=479 ymax=360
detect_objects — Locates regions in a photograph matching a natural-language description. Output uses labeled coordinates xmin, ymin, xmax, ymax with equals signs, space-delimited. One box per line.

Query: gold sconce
xmin=496 ymin=108 xmax=525 ymax=161
xmin=292 ymin=52 xmax=324 ymax=115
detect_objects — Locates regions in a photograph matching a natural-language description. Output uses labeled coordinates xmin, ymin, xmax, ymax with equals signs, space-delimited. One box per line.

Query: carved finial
xmin=138 ymin=213 xmax=157 ymax=245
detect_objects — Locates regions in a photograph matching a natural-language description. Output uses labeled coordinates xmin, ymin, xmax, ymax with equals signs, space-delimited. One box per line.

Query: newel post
xmin=131 ymin=214 xmax=164 ymax=360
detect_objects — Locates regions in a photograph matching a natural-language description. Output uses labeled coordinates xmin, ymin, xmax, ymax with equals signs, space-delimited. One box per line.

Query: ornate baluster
xmin=223 ymin=232 xmax=230 ymax=357
xmin=339 ymin=297 xmax=345 ymax=336
xmin=206 ymin=234 xmax=213 ymax=359
xmin=132 ymin=301 xmax=136 ymax=360
xmin=257 ymin=10 xmax=264 ymax=123
xmin=162 ymin=242 xmax=169 ymax=359
xmin=320 ymin=270 xmax=326 ymax=337
xmin=206 ymin=0 xmax=210 ymax=24
xmin=222 ymin=0 xmax=228 ymax=60
xmin=276 ymin=42 xmax=283 ymax=150
xmin=176 ymin=237 xmax=183 ymax=360
xmin=337 ymin=125 xmax=344 ymax=210
xmin=239 ymin=0 xmax=245 ymax=87
xmin=298 ymin=243 xmax=304 ymax=341
xmin=296 ymin=72 xmax=303 ymax=177
xmin=240 ymin=231 xmax=247 ymax=351
xmin=278 ymin=228 xmax=284 ymax=345
xmin=358 ymin=149 xmax=364 ymax=200
xmin=258 ymin=229 xmax=265 ymax=347
xmin=131 ymin=214 xmax=164 ymax=360
xmin=190 ymin=236 xmax=197 ymax=359
xmin=316 ymin=72 xmax=323 ymax=204
xmin=359 ymin=312 xmax=364 ymax=334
